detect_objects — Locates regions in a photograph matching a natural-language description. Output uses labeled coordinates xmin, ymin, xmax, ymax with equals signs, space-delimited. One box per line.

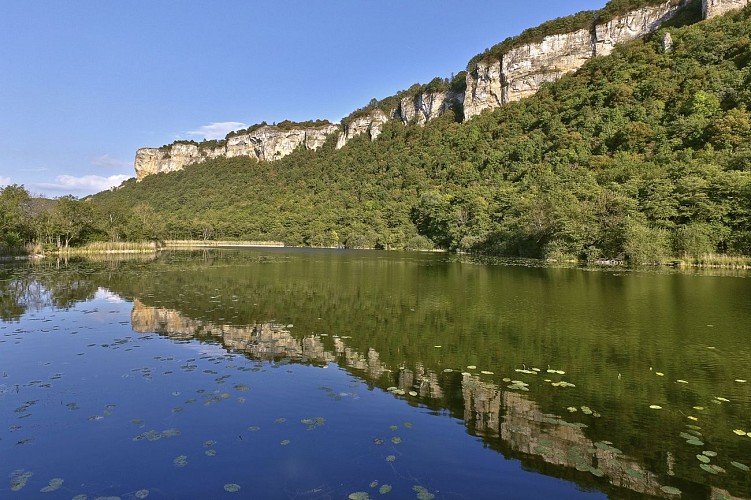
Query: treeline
xmin=0 ymin=185 xmax=165 ymax=255
xmin=5 ymin=6 xmax=751 ymax=264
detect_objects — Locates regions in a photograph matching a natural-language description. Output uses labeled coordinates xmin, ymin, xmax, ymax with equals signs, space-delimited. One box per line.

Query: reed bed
xmin=165 ymin=239 xmax=284 ymax=248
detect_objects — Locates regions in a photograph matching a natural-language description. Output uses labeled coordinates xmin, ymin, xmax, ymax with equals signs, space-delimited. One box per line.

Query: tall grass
xmin=57 ymin=241 xmax=163 ymax=254
xmin=165 ymin=240 xmax=284 ymax=247
xmin=675 ymin=253 xmax=751 ymax=269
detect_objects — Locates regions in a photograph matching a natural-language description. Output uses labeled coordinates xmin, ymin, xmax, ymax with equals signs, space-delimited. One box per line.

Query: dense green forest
xmin=3 ymin=4 xmax=751 ymax=264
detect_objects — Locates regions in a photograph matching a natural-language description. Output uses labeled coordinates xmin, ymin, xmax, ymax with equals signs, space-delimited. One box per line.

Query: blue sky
xmin=0 ymin=0 xmax=607 ymax=197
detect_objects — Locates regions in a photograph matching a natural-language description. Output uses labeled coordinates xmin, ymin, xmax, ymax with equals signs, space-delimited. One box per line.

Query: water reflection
xmin=128 ymin=299 xmax=749 ymax=499
xmin=2 ymin=250 xmax=750 ymax=499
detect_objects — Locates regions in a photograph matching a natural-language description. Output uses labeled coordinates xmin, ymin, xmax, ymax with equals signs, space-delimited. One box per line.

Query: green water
xmin=1 ymin=249 xmax=750 ymax=498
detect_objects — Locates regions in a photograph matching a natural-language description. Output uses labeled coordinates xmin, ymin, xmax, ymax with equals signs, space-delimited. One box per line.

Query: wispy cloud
xmin=92 ymin=154 xmax=131 ymax=169
xmin=0 ymin=176 xmax=10 ymax=186
xmin=186 ymin=121 xmax=247 ymax=140
xmin=37 ymin=174 xmax=132 ymax=194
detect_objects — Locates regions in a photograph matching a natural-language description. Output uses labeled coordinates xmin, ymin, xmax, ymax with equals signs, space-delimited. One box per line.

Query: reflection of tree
xmin=45 ymin=277 xmax=98 ymax=309
xmin=0 ymin=271 xmax=50 ymax=321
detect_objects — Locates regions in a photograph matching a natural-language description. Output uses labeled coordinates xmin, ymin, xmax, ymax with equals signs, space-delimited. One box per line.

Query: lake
xmin=1 ymin=249 xmax=750 ymax=499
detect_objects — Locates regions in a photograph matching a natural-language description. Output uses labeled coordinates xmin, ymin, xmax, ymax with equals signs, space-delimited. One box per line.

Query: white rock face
xmin=703 ymin=0 xmax=749 ymax=18
xmin=463 ymin=0 xmax=684 ymax=120
xmin=335 ymin=109 xmax=390 ymax=149
xmin=399 ymin=91 xmax=463 ymax=125
xmin=594 ymin=1 xmax=685 ymax=56
xmin=502 ymin=28 xmax=594 ymax=104
xmin=464 ymin=60 xmax=504 ymax=120
xmin=135 ymin=123 xmax=339 ymax=180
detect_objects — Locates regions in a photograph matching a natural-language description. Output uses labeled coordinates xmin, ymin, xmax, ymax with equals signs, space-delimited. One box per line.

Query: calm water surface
xmin=1 ymin=249 xmax=750 ymax=499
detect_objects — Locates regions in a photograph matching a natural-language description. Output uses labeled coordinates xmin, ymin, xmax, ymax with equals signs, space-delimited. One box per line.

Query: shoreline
xmin=2 ymin=244 xmax=750 ymax=270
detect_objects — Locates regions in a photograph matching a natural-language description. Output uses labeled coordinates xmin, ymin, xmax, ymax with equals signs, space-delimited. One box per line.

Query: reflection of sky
xmin=94 ymin=288 xmax=125 ymax=303
xmin=83 ymin=288 xmax=131 ymax=323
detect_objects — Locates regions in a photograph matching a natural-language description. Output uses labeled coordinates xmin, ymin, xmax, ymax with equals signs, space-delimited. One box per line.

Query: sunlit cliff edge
xmin=134 ymin=0 xmax=748 ymax=181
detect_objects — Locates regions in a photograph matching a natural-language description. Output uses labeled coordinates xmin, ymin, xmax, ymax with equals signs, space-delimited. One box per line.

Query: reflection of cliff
xmin=130 ymin=300 xmax=710 ymax=499
xmin=130 ymin=300 xmax=451 ymax=398
xmin=131 ymin=299 xmax=333 ymax=362
xmin=462 ymin=373 xmax=667 ymax=497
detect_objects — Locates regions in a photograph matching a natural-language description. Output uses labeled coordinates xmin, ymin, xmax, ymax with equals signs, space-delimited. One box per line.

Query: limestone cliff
xmin=135 ymin=123 xmax=339 ymax=181
xmin=335 ymin=109 xmax=390 ymax=149
xmin=501 ymin=28 xmax=594 ymax=105
xmin=134 ymin=0 xmax=748 ymax=179
xmin=703 ymin=0 xmax=749 ymax=17
xmin=465 ymin=1 xmax=685 ymax=119
xmin=398 ymin=90 xmax=463 ymax=126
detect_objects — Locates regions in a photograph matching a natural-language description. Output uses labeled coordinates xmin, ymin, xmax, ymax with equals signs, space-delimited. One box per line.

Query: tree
xmin=52 ymin=196 xmax=95 ymax=248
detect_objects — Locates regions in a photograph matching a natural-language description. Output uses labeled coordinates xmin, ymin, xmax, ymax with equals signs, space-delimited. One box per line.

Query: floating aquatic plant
xmin=730 ymin=461 xmax=750 ymax=471
xmin=660 ymin=485 xmax=681 ymax=496
xmin=224 ymin=484 xmax=241 ymax=493
xmin=9 ymin=469 xmax=33 ymax=490
xmin=413 ymin=485 xmax=435 ymax=500
xmin=40 ymin=477 xmax=64 ymax=493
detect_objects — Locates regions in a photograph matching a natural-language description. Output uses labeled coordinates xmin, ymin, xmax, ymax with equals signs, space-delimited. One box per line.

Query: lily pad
xmin=700 ymin=463 xmax=718 ymax=474
xmin=135 ymin=490 xmax=149 ymax=499
xmin=660 ymin=485 xmax=682 ymax=496
xmin=40 ymin=477 xmax=64 ymax=493
xmin=224 ymin=484 xmax=241 ymax=493
xmin=649 ymin=405 xmax=662 ymax=410
xmin=348 ymin=493 xmax=369 ymax=500
xmin=730 ymin=461 xmax=750 ymax=471
xmin=379 ymin=484 xmax=392 ymax=494
xmin=696 ymin=454 xmax=710 ymax=463
xmin=10 ymin=470 xmax=33 ymax=492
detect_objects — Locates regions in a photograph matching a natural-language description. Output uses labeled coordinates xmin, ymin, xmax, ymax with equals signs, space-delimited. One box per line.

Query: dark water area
xmin=1 ymin=249 xmax=750 ymax=499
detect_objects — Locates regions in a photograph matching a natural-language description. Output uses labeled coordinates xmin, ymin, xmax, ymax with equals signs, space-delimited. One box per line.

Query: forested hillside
xmin=89 ymin=6 xmax=751 ymax=262
xmin=3 ymin=4 xmax=751 ymax=264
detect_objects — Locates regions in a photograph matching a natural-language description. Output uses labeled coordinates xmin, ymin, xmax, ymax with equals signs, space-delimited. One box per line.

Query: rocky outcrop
xmin=335 ymin=109 xmax=390 ymax=149
xmin=464 ymin=60 xmax=504 ymax=120
xmin=502 ymin=28 xmax=594 ymax=105
xmin=464 ymin=1 xmax=685 ymax=120
xmin=398 ymin=90 xmax=463 ymax=125
xmin=703 ymin=0 xmax=749 ymax=18
xmin=135 ymin=123 xmax=339 ymax=181
xmin=136 ymin=0 xmax=751 ymax=178
xmin=134 ymin=143 xmax=224 ymax=180
xmin=594 ymin=1 xmax=686 ymax=56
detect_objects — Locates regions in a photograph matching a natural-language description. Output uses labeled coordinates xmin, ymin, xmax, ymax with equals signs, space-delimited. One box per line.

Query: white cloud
xmin=37 ymin=174 xmax=132 ymax=193
xmin=186 ymin=121 xmax=247 ymax=140
xmin=0 ymin=176 xmax=10 ymax=186
xmin=92 ymin=154 xmax=130 ymax=169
